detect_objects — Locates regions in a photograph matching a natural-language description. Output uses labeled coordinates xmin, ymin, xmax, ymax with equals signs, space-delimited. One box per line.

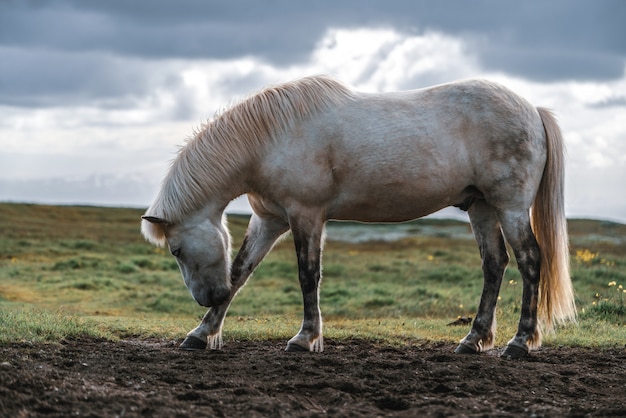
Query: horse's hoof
xmin=179 ymin=336 xmax=207 ymax=351
xmin=285 ymin=343 xmax=309 ymax=352
xmin=502 ymin=344 xmax=528 ymax=359
xmin=454 ymin=344 xmax=478 ymax=355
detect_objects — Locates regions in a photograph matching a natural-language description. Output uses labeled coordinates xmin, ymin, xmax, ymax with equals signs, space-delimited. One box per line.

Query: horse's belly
xmin=324 ymin=145 xmax=471 ymax=222
xmin=328 ymin=185 xmax=462 ymax=223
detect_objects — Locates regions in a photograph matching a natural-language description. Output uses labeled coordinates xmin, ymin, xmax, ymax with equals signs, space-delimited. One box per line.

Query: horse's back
xmin=342 ymin=79 xmax=544 ymax=146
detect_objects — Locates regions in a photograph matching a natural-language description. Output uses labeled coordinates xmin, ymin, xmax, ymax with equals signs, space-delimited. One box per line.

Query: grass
xmin=1 ymin=202 xmax=625 ymax=347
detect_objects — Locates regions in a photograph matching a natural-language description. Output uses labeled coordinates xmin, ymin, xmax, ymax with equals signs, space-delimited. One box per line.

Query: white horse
xmin=142 ymin=75 xmax=576 ymax=358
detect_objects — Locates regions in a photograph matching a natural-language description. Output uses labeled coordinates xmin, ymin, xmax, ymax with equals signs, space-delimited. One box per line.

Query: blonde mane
xmin=142 ymin=75 xmax=354 ymax=245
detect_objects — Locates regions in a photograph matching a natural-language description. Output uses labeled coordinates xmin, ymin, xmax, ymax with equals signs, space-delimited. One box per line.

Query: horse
xmin=141 ymin=75 xmax=576 ymax=358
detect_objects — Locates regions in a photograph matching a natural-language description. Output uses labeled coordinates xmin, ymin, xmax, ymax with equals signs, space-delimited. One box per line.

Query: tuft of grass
xmin=579 ymin=279 xmax=625 ymax=325
xmin=0 ymin=306 xmax=112 ymax=344
xmin=582 ymin=302 xmax=625 ymax=324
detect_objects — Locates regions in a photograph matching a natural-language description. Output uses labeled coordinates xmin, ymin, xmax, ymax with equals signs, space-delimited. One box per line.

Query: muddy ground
xmin=1 ymin=338 xmax=625 ymax=417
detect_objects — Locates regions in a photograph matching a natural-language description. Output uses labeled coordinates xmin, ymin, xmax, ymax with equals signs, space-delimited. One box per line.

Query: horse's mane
xmin=142 ymin=75 xmax=354 ymax=245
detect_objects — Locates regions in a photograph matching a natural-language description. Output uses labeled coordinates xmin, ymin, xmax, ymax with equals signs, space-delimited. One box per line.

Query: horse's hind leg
xmin=180 ymin=214 xmax=289 ymax=350
xmin=498 ymin=210 xmax=542 ymax=359
xmin=456 ymin=200 xmax=509 ymax=354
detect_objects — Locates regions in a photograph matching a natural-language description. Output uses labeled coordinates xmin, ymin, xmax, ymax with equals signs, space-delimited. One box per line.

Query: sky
xmin=1 ymin=0 xmax=625 ymax=222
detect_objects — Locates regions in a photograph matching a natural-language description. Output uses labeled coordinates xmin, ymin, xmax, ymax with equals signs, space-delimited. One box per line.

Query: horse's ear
xmin=142 ymin=216 xmax=169 ymax=225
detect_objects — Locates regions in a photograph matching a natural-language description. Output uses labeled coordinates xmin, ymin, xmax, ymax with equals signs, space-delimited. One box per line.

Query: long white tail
xmin=533 ymin=107 xmax=577 ymax=330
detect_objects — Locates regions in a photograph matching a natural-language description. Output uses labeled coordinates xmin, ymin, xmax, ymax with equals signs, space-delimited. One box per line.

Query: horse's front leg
xmin=180 ymin=214 xmax=289 ymax=350
xmin=180 ymin=304 xmax=229 ymax=350
xmin=286 ymin=219 xmax=325 ymax=352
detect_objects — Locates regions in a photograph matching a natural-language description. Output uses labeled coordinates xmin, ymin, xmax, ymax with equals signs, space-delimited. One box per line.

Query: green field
xmin=1 ymin=203 xmax=624 ymax=347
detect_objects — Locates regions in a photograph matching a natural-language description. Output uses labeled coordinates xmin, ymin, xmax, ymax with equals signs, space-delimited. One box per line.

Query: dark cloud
xmin=1 ymin=0 xmax=624 ymax=108
xmin=0 ymin=0 xmax=323 ymax=62
xmin=4 ymin=1 xmax=624 ymax=61
xmin=0 ymin=48 xmax=183 ymax=108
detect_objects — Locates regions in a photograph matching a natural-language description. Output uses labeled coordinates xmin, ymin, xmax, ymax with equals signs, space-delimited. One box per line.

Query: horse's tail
xmin=532 ymin=107 xmax=577 ymax=331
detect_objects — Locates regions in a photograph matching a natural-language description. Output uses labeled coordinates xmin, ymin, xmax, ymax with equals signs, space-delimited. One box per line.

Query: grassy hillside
xmin=0 ymin=203 xmax=624 ymax=346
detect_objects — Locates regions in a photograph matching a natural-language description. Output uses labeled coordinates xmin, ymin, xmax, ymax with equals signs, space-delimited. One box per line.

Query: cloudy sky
xmin=1 ymin=0 xmax=625 ymax=222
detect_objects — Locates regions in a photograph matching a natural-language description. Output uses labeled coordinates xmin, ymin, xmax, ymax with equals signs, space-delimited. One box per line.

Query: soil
xmin=1 ymin=338 xmax=625 ymax=417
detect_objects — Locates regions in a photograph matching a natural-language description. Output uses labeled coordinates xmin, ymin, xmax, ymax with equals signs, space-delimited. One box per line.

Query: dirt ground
xmin=1 ymin=338 xmax=625 ymax=417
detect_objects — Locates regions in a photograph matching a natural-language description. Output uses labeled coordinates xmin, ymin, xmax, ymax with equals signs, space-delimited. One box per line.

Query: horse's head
xmin=141 ymin=211 xmax=232 ymax=307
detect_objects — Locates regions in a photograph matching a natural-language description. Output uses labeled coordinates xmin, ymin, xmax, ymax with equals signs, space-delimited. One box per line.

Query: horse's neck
xmin=192 ymin=132 xmax=266 ymax=211
xmin=207 ymin=185 xmax=246 ymax=217
xmin=200 ymin=152 xmax=251 ymax=210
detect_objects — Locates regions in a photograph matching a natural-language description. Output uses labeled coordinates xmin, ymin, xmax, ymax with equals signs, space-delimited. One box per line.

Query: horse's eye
xmin=171 ymin=248 xmax=182 ymax=258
